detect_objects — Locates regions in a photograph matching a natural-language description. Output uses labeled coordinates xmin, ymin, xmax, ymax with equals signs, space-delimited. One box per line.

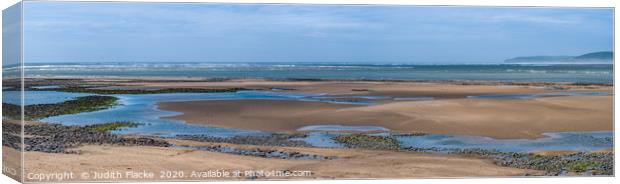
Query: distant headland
xmin=505 ymin=51 xmax=613 ymax=64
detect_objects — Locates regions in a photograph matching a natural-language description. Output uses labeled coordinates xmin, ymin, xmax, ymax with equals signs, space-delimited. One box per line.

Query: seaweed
xmin=86 ymin=121 xmax=141 ymax=133
xmin=2 ymin=95 xmax=118 ymax=120
xmin=332 ymin=134 xmax=401 ymax=150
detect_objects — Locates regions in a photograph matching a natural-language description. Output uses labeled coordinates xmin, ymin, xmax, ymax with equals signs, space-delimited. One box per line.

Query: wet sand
xmin=15 ymin=141 xmax=538 ymax=182
xmin=38 ymin=77 xmax=611 ymax=99
xmin=159 ymin=95 xmax=612 ymax=139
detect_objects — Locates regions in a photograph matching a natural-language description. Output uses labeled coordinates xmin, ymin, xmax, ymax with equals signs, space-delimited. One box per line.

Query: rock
xmin=3 ymin=122 xmax=170 ymax=154
xmin=179 ymin=145 xmax=338 ymax=160
xmin=176 ymin=134 xmax=312 ymax=147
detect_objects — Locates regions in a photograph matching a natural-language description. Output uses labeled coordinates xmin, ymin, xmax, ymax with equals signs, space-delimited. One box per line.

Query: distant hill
xmin=574 ymin=51 xmax=613 ymax=60
xmin=505 ymin=51 xmax=613 ymax=64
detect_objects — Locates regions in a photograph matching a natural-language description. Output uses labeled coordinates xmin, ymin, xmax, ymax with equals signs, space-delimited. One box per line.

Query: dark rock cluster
xmin=391 ymin=132 xmax=428 ymax=137
xmin=403 ymin=147 xmax=614 ymax=176
xmin=2 ymin=78 xmax=86 ymax=90
xmin=2 ymin=132 xmax=21 ymax=150
xmin=485 ymin=150 xmax=614 ymax=176
xmin=181 ymin=145 xmax=338 ymax=160
xmin=2 ymin=122 xmax=22 ymax=150
xmin=2 ymin=122 xmax=170 ymax=154
xmin=332 ymin=134 xmax=401 ymax=150
xmin=2 ymin=95 xmax=118 ymax=120
xmin=176 ymin=133 xmax=312 ymax=147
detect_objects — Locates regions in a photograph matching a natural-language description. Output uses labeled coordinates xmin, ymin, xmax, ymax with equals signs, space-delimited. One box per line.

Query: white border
xmin=8 ymin=0 xmax=620 ymax=7
xmin=0 ymin=0 xmax=618 ymax=184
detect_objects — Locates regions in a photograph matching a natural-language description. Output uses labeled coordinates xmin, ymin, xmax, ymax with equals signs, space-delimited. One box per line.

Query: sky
xmin=19 ymin=2 xmax=614 ymax=64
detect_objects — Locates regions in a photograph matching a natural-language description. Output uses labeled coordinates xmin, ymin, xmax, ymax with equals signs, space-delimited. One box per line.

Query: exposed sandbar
xmin=159 ymin=96 xmax=612 ymax=139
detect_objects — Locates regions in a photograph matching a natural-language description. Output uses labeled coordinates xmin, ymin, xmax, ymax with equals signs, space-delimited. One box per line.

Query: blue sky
xmin=21 ymin=2 xmax=613 ymax=64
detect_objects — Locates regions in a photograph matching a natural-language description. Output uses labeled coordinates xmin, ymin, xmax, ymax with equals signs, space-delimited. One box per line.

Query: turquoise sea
xmin=13 ymin=62 xmax=614 ymax=83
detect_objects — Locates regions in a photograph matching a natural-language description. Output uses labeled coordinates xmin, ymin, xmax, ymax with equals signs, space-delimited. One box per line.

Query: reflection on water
xmin=297 ymin=125 xmax=390 ymax=132
xmin=292 ymin=132 xmax=344 ymax=148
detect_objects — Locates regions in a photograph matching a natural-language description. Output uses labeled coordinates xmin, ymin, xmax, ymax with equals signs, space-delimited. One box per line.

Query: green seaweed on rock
xmin=332 ymin=134 xmax=401 ymax=150
xmin=86 ymin=121 xmax=142 ymax=133
xmin=2 ymin=95 xmax=118 ymax=120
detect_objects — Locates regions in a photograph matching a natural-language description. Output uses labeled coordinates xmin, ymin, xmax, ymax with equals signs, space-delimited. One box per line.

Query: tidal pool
xmin=295 ymin=131 xmax=613 ymax=153
xmin=469 ymin=91 xmax=611 ymax=100
xmin=2 ymin=90 xmax=91 ymax=105
xmin=394 ymin=131 xmax=613 ymax=153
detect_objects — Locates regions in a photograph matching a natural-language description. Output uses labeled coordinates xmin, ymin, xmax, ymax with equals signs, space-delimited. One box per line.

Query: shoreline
xmin=13 ymin=76 xmax=615 ymax=86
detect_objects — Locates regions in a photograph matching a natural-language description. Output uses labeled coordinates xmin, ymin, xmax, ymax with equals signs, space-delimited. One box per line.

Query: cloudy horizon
xmin=18 ymin=2 xmax=614 ymax=64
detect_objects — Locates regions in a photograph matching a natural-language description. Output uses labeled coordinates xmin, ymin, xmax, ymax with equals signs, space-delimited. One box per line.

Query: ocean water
xmin=13 ymin=62 xmax=614 ymax=83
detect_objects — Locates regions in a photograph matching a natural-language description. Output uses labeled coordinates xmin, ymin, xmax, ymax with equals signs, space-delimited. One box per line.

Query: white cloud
xmin=476 ymin=13 xmax=580 ymax=24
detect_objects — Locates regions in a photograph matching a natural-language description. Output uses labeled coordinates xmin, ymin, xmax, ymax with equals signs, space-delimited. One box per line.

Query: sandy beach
xmin=14 ymin=141 xmax=538 ymax=182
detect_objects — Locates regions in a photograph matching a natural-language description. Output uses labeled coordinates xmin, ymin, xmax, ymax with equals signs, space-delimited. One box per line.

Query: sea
xmin=9 ymin=62 xmax=614 ymax=84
